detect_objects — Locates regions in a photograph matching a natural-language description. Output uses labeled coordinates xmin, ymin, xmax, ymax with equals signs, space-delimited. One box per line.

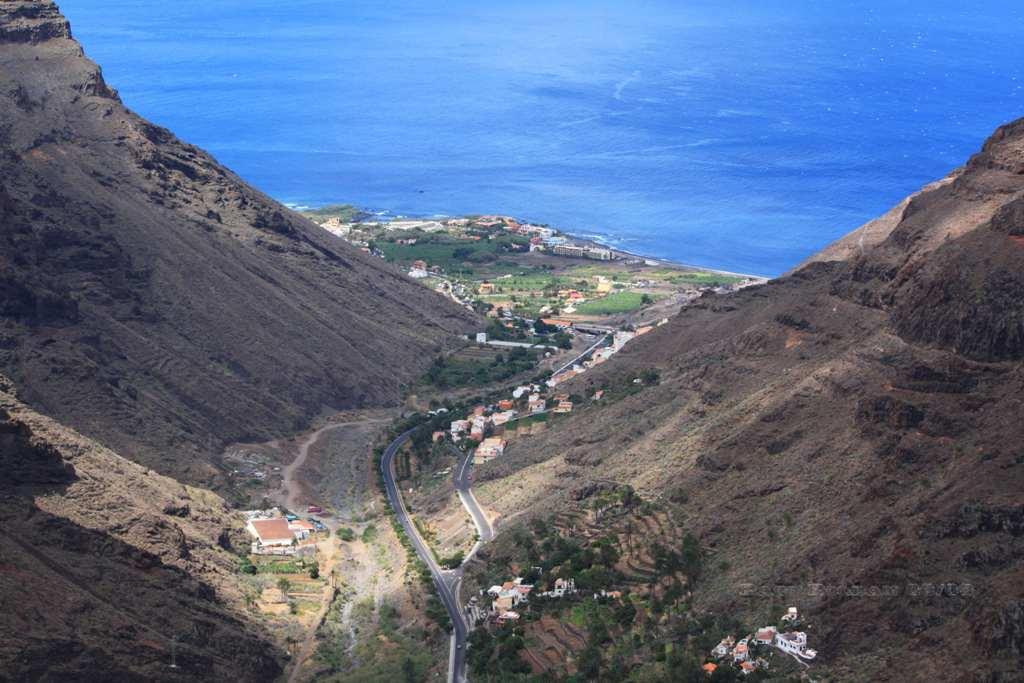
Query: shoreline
xmin=293 ymin=202 xmax=773 ymax=282
xmin=569 ymin=234 xmax=771 ymax=281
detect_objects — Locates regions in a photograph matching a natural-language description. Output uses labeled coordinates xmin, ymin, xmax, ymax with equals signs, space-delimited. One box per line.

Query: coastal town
xmin=301 ymin=208 xmax=765 ymax=328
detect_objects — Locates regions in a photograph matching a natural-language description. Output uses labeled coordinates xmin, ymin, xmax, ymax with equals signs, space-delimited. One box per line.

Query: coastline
xmin=570 ymin=234 xmax=771 ymax=282
xmin=291 ymin=202 xmax=773 ymax=282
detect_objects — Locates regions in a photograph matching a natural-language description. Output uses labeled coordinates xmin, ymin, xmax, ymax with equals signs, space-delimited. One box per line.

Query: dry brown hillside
xmin=0 ymin=1 xmax=477 ymax=486
xmin=475 ymin=118 xmax=1024 ymax=681
xmin=0 ymin=374 xmax=281 ymax=681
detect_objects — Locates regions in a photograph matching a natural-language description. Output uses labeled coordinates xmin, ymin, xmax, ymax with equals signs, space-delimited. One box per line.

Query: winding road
xmin=381 ymin=429 xmax=471 ymax=683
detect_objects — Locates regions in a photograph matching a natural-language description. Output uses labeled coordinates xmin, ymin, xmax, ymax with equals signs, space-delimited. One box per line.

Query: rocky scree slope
xmin=476 ymin=118 xmax=1024 ymax=682
xmin=0 ymin=373 xmax=282 ymax=681
xmin=0 ymin=1 xmax=477 ymax=485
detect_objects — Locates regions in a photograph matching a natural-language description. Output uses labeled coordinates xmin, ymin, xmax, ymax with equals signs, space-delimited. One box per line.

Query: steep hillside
xmin=0 ymin=1 xmax=476 ymax=485
xmin=474 ymin=119 xmax=1024 ymax=681
xmin=0 ymin=374 xmax=281 ymax=681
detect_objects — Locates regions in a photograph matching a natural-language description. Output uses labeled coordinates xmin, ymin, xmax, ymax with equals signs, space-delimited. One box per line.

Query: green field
xmin=667 ymin=272 xmax=746 ymax=286
xmin=378 ymin=234 xmax=529 ymax=270
xmin=574 ymin=291 xmax=651 ymax=315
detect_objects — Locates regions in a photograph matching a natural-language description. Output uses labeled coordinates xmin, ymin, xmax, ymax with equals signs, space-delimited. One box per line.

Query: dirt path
xmin=287 ymin=541 xmax=339 ymax=683
xmin=279 ymin=415 xmax=393 ymax=682
xmin=277 ymin=416 xmax=390 ymax=515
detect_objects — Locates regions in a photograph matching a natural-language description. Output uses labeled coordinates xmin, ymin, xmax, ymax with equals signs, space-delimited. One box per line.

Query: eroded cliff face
xmin=473 ymin=118 xmax=1024 ymax=681
xmin=0 ymin=0 xmax=477 ymax=485
xmin=0 ymin=376 xmax=282 ymax=681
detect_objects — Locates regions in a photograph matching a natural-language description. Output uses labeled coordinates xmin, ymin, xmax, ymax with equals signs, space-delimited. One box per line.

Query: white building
xmin=711 ymin=636 xmax=735 ymax=659
xmin=491 ymin=410 xmax=517 ymax=426
xmin=247 ymin=518 xmax=296 ymax=554
xmin=450 ymin=420 xmax=470 ymax=437
xmin=475 ymin=437 xmax=506 ymax=462
xmin=539 ymin=577 xmax=577 ymax=598
xmin=775 ymin=631 xmax=816 ymax=659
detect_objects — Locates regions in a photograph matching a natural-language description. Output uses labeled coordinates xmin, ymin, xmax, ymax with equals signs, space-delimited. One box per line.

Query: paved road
xmin=381 ymin=429 xmax=469 ymax=683
xmin=550 ymin=332 xmax=611 ymax=378
xmin=451 ymin=445 xmax=494 ymax=562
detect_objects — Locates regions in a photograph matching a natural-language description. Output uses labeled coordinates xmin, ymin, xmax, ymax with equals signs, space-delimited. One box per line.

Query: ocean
xmin=58 ymin=0 xmax=1024 ymax=276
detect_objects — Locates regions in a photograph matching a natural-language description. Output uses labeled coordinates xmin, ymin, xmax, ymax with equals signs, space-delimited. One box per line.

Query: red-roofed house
xmin=247 ymin=518 xmax=296 ymax=553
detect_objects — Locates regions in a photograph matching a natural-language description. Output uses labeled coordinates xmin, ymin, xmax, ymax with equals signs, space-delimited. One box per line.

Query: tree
xmin=402 ymin=657 xmax=417 ymax=683
xmin=309 ymin=565 xmax=320 ymax=579
xmin=534 ymin=319 xmax=556 ymax=334
xmin=277 ymin=577 xmax=291 ymax=593
xmin=641 ymin=293 xmax=654 ymax=305
xmin=577 ymin=644 xmax=602 ymax=679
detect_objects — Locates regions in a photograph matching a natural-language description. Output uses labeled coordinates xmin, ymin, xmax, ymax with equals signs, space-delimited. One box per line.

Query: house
xmin=496 ymin=611 xmax=520 ymax=625
xmin=595 ymin=277 xmax=613 ymax=294
xmin=539 ymin=577 xmax=576 ymax=598
xmin=540 ymin=318 xmax=573 ymax=329
xmin=288 ymin=519 xmax=315 ymax=540
xmin=554 ymin=400 xmax=573 ymax=414
xmin=498 ymin=399 xmax=514 ymax=411
xmin=408 ymin=267 xmax=429 ymax=279
xmin=528 ymin=395 xmax=546 ymax=414
xmin=493 ymin=595 xmax=515 ymax=612
xmin=475 ymin=437 xmax=506 ymax=462
xmin=247 ymin=518 xmax=296 ymax=553
xmin=432 ymin=431 xmax=445 ymax=443
xmin=755 ymin=627 xmax=777 ymax=645
xmin=512 ymin=386 xmax=531 ymax=399
xmin=478 ymin=282 xmax=495 ymax=295
xmin=475 ymin=332 xmax=488 ymax=343
xmin=740 ymin=661 xmax=757 ymax=675
xmin=711 ymin=636 xmax=735 ymax=659
xmin=472 ymin=405 xmax=487 ymax=417
xmin=491 ymin=410 xmax=517 ymax=427
xmin=592 ymin=390 xmax=605 ymax=400
xmin=450 ymin=420 xmax=470 ymax=438
xmin=781 ymin=606 xmax=799 ymax=623
xmin=775 ymin=631 xmax=816 ymax=659
xmin=702 ymin=663 xmax=718 ymax=676
xmin=733 ymin=640 xmax=750 ymax=663
xmin=412 ymin=259 xmax=427 ymax=271
xmin=489 ymin=578 xmax=533 ymax=613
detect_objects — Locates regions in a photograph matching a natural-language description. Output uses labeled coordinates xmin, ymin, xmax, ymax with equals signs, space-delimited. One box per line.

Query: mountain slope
xmin=0 ymin=374 xmax=281 ymax=681
xmin=474 ymin=119 xmax=1024 ymax=681
xmin=0 ymin=1 xmax=476 ymax=485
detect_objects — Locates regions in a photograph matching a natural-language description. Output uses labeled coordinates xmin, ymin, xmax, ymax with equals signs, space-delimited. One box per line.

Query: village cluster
xmin=444 ymin=385 xmax=572 ymax=464
xmin=703 ymin=607 xmax=817 ymax=677
xmin=242 ymin=506 xmax=328 ymax=556
xmin=465 ymin=575 xmax=624 ymax=628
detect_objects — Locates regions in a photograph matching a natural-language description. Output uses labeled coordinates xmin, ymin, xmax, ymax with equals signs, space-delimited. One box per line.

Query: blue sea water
xmin=58 ymin=1 xmax=1024 ymax=276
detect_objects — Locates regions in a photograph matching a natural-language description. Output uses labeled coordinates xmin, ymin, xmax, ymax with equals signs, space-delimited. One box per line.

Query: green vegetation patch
xmin=378 ymin=233 xmax=528 ymax=269
xmin=575 ymin=291 xmax=652 ymax=315
xmin=667 ymin=271 xmax=746 ymax=286
xmin=301 ymin=204 xmax=367 ymax=221
xmin=422 ymin=347 xmax=540 ymax=389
